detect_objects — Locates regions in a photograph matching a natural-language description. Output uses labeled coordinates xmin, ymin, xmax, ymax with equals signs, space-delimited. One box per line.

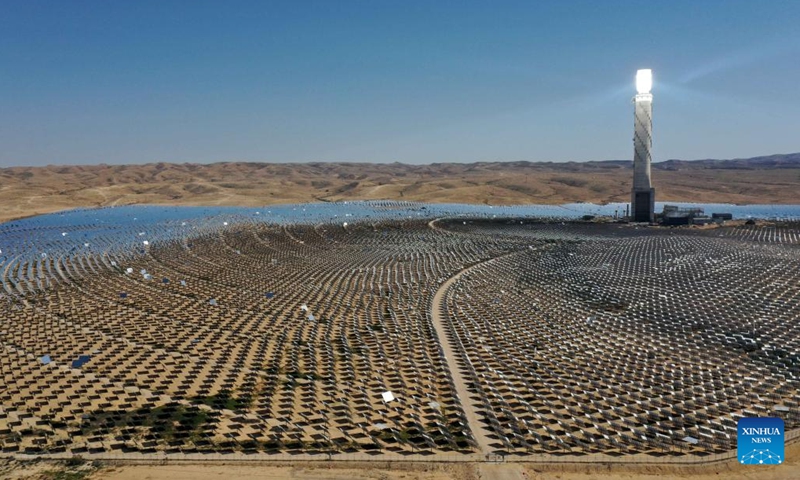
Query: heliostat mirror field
xmin=1 ymin=203 xmax=798 ymax=458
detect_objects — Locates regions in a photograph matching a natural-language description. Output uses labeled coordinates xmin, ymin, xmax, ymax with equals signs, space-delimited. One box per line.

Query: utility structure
xmin=631 ymin=69 xmax=655 ymax=222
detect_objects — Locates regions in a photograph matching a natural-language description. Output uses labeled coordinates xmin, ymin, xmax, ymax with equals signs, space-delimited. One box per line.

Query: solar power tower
xmin=631 ymin=69 xmax=655 ymax=222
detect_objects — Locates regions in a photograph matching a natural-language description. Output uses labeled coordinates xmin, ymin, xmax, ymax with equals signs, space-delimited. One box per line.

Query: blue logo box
xmin=738 ymin=417 xmax=784 ymax=465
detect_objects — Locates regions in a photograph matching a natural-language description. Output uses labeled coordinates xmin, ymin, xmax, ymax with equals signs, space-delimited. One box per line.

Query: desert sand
xmin=4 ymin=445 xmax=799 ymax=480
xmin=1 ymin=154 xmax=798 ymax=223
xmin=2 ymin=156 xmax=799 ymax=480
xmin=80 ymin=442 xmax=800 ymax=479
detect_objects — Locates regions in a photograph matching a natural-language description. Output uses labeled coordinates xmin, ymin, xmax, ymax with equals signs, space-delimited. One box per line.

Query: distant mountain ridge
xmin=1 ymin=153 xmax=798 ymax=223
xmin=3 ymin=152 xmax=800 ymax=173
xmin=654 ymin=153 xmax=800 ymax=170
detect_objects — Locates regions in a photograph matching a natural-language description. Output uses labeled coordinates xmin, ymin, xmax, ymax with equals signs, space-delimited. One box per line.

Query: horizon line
xmin=2 ymin=151 xmax=798 ymax=170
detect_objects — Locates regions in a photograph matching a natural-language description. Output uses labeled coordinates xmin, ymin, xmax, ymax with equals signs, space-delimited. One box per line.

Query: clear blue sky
xmin=1 ymin=1 xmax=799 ymax=167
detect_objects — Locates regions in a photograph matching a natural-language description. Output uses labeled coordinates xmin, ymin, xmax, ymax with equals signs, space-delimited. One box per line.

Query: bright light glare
xmin=636 ymin=69 xmax=652 ymax=94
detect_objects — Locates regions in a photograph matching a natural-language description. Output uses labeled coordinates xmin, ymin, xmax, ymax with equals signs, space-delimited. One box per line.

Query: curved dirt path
xmin=429 ymin=235 xmax=523 ymax=456
xmin=431 ymin=270 xmax=495 ymax=454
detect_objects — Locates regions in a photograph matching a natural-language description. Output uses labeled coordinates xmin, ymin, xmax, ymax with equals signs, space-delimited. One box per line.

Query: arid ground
xmin=1 ymin=155 xmax=798 ymax=480
xmin=3 ymin=442 xmax=799 ymax=480
xmin=1 ymin=154 xmax=798 ymax=223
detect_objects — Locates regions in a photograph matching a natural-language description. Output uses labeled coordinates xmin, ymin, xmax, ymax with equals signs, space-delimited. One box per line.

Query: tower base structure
xmin=632 ymin=188 xmax=655 ymax=223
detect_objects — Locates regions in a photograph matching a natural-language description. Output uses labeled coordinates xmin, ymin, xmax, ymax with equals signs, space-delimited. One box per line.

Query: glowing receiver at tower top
xmin=636 ymin=69 xmax=652 ymax=94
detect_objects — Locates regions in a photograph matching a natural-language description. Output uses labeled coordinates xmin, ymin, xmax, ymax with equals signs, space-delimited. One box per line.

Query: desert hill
xmin=1 ymin=154 xmax=799 ymax=223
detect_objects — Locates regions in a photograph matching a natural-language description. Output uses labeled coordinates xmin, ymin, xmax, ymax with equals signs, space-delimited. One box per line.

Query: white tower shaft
xmin=631 ymin=92 xmax=655 ymax=222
